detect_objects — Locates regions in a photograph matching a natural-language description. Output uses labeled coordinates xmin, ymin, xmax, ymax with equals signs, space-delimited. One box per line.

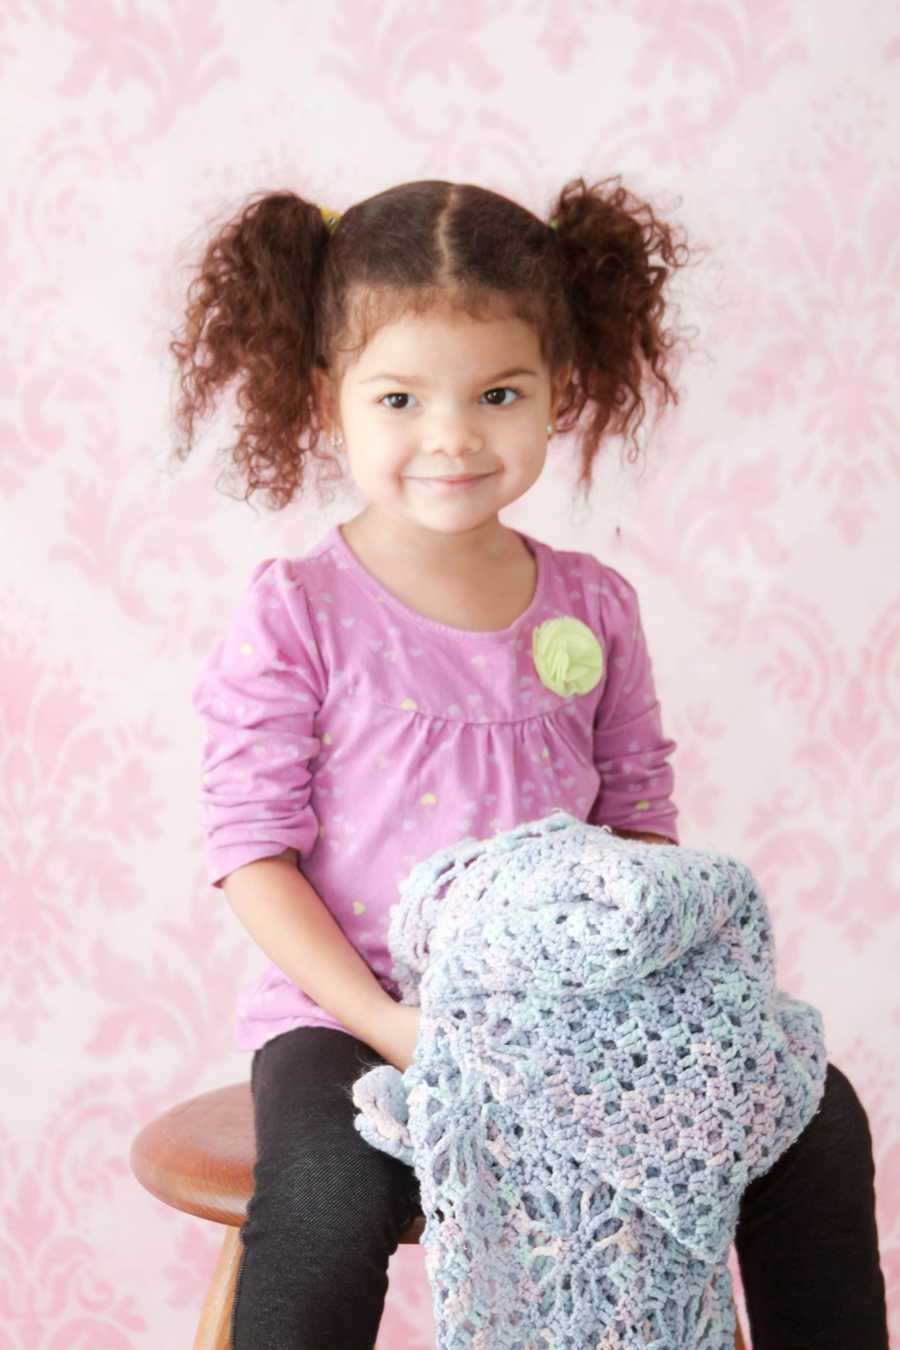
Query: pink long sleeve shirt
xmin=191 ymin=523 xmax=679 ymax=1051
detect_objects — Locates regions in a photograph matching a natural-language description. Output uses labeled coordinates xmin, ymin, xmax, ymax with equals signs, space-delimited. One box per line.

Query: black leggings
xmin=230 ymin=1027 xmax=889 ymax=1349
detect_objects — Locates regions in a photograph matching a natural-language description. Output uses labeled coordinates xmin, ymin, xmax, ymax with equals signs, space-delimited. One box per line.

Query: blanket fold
xmin=351 ymin=810 xmax=827 ymax=1349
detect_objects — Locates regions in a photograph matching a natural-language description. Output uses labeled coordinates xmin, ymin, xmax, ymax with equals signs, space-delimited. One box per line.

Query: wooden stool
xmin=130 ymin=1081 xmax=747 ymax=1349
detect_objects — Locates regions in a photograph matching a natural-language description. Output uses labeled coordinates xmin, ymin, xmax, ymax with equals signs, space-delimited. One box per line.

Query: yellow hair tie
xmin=319 ymin=204 xmax=342 ymax=232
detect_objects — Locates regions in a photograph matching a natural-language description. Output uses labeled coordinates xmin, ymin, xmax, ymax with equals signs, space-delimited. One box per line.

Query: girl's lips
xmin=413 ymin=472 xmax=496 ymax=486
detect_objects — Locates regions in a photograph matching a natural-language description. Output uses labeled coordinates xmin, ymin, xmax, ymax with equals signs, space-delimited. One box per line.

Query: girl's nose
xmin=421 ymin=416 xmax=483 ymax=456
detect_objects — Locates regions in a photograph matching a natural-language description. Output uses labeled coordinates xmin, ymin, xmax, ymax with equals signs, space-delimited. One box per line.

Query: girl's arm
xmin=223 ymin=849 xmax=409 ymax=1062
xmin=586 ymin=564 xmax=679 ymax=845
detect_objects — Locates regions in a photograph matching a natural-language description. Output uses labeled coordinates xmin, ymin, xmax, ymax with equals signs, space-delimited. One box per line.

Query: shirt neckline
xmin=327 ymin=522 xmax=547 ymax=639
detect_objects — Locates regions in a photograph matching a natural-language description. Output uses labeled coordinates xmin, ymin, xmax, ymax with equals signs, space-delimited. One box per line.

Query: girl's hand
xmin=382 ymin=1002 xmax=422 ymax=1073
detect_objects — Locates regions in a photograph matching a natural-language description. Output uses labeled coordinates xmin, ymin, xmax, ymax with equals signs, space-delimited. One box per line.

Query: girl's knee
xmin=248 ymin=1137 xmax=414 ymax=1249
xmin=820 ymin=1063 xmax=872 ymax=1135
xmin=816 ymin=1062 xmax=876 ymax=1173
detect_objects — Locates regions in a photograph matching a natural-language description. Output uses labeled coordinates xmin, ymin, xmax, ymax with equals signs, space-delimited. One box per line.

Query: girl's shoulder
xmin=230 ymin=527 xmax=351 ymax=613
xmin=227 ymin=554 xmax=316 ymax=618
xmin=205 ymin=548 xmax=340 ymax=680
xmin=216 ymin=530 xmax=384 ymax=674
xmin=535 ymin=535 xmax=643 ymax=629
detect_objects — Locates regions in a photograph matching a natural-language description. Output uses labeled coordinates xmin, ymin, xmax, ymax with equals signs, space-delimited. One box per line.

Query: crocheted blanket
xmin=351 ymin=809 xmax=827 ymax=1349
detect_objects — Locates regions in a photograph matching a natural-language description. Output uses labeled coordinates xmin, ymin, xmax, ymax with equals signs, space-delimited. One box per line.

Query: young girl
xmin=172 ymin=177 xmax=888 ymax=1350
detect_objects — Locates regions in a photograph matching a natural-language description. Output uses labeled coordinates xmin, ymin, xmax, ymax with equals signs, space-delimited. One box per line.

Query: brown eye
xmin=482 ymin=387 xmax=522 ymax=406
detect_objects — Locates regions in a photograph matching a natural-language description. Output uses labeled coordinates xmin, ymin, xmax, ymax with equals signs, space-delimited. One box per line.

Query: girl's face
xmin=315 ymin=301 xmax=570 ymax=536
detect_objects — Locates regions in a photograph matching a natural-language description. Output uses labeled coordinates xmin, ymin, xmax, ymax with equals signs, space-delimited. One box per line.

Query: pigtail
xmin=167 ymin=191 xmax=335 ymax=510
xmin=548 ymin=175 xmax=695 ymax=482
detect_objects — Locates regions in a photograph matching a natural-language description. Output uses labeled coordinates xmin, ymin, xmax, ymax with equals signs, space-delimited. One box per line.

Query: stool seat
xmin=130 ymin=1081 xmax=425 ymax=1241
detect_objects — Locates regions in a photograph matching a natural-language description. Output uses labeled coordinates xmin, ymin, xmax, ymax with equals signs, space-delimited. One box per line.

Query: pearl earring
xmin=546 ymin=422 xmax=554 ymax=436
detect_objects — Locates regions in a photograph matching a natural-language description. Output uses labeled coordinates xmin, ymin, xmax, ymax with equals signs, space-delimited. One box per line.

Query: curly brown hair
xmin=167 ymin=176 xmax=697 ymax=512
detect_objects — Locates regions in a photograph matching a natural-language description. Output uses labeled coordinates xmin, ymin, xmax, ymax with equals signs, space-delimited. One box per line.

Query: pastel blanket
xmin=351 ymin=809 xmax=827 ymax=1349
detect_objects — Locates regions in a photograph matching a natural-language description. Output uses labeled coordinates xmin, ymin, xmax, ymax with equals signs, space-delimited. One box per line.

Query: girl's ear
xmin=551 ymin=362 xmax=574 ymax=418
xmin=311 ymin=365 xmax=335 ymax=425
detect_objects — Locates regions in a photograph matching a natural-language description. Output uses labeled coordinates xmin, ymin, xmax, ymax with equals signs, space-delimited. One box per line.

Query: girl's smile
xmin=408 ymin=471 xmax=498 ymax=489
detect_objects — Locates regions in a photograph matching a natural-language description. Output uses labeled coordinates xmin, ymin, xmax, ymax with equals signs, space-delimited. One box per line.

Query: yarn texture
xmin=351 ymin=809 xmax=828 ymax=1349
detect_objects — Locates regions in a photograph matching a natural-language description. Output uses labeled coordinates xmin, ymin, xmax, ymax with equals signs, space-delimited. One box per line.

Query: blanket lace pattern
xmin=350 ymin=810 xmax=828 ymax=1349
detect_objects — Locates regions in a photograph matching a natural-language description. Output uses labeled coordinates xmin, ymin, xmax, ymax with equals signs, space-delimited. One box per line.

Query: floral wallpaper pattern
xmin=3 ymin=2 xmax=898 ymax=1344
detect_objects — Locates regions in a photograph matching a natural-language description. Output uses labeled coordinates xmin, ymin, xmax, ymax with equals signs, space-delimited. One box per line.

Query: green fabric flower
xmin=532 ymin=616 xmax=605 ymax=697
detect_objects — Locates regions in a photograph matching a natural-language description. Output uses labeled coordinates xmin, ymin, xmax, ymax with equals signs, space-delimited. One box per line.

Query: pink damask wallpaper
xmin=3 ymin=2 xmax=899 ymax=1346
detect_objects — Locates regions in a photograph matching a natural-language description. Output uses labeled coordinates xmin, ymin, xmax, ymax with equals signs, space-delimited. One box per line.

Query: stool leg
xmin=193 ymin=1225 xmax=242 ymax=1350
xmin=735 ymin=1308 xmax=748 ymax=1349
